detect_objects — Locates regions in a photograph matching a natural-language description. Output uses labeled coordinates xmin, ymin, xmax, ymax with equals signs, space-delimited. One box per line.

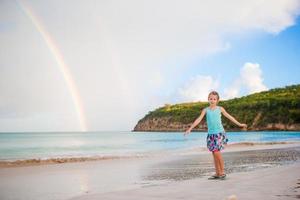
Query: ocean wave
xmin=0 ymin=154 xmax=149 ymax=168
xmin=1 ymin=141 xmax=299 ymax=168
xmin=227 ymin=141 xmax=300 ymax=146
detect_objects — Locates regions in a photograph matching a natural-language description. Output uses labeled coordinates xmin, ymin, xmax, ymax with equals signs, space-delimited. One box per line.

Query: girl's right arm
xmin=184 ymin=108 xmax=206 ymax=136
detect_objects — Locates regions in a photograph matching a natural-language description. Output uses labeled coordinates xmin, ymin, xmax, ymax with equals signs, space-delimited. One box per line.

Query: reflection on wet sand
xmin=142 ymin=147 xmax=300 ymax=182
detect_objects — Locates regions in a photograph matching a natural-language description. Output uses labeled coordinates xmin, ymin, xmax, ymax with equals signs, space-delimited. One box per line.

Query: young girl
xmin=183 ymin=91 xmax=247 ymax=180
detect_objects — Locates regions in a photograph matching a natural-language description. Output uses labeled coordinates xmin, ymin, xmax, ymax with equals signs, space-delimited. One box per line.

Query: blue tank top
xmin=205 ymin=106 xmax=225 ymax=134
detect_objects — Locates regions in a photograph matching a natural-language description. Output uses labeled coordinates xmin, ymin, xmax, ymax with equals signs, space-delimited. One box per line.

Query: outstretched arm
xmin=184 ymin=108 xmax=206 ymax=136
xmin=220 ymin=106 xmax=247 ymax=128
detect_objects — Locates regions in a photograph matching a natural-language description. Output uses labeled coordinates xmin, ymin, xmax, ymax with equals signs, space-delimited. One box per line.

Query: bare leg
xmin=212 ymin=152 xmax=221 ymax=175
xmin=214 ymin=151 xmax=225 ymax=175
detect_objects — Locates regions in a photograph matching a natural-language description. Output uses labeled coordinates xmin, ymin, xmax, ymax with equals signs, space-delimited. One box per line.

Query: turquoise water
xmin=0 ymin=131 xmax=299 ymax=161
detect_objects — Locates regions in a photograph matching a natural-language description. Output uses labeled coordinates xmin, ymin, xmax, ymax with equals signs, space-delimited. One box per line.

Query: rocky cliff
xmin=133 ymin=84 xmax=300 ymax=132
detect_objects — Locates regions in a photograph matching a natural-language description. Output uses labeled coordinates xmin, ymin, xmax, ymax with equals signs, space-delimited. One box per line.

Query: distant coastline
xmin=133 ymin=84 xmax=300 ymax=132
xmin=133 ymin=122 xmax=300 ymax=132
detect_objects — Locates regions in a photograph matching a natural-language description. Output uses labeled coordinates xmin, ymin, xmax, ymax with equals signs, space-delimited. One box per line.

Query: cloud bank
xmin=223 ymin=63 xmax=268 ymax=99
xmin=0 ymin=0 xmax=299 ymax=131
xmin=178 ymin=62 xmax=268 ymax=102
xmin=178 ymin=75 xmax=219 ymax=102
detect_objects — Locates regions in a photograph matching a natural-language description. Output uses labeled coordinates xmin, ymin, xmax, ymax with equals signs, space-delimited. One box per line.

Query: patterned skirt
xmin=206 ymin=132 xmax=228 ymax=152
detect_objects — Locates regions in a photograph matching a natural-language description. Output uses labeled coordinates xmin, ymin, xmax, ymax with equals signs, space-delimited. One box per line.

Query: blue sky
xmin=0 ymin=0 xmax=299 ymax=131
xmin=173 ymin=17 xmax=300 ymax=101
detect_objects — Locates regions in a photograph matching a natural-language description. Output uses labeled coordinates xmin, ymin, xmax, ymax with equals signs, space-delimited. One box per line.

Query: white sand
xmin=69 ymin=163 xmax=300 ymax=200
xmin=0 ymin=143 xmax=299 ymax=200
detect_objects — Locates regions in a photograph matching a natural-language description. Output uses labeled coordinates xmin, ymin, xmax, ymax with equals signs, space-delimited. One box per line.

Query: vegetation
xmin=138 ymin=84 xmax=300 ymax=130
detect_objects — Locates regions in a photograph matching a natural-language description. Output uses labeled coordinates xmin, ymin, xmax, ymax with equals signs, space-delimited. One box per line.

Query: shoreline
xmin=0 ymin=141 xmax=300 ymax=169
xmin=1 ymin=141 xmax=300 ymax=168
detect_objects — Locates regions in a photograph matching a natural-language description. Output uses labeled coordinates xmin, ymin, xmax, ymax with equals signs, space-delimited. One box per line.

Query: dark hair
xmin=208 ymin=91 xmax=220 ymax=100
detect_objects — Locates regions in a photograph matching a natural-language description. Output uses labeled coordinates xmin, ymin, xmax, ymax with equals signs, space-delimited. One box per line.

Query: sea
xmin=1 ymin=131 xmax=300 ymax=162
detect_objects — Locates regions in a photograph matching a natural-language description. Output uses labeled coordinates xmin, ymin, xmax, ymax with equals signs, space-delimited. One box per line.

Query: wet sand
xmin=0 ymin=143 xmax=300 ymax=200
xmin=70 ymin=163 xmax=300 ymax=200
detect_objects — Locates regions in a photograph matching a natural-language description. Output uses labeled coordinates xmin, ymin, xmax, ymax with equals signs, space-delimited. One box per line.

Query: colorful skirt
xmin=206 ymin=132 xmax=228 ymax=152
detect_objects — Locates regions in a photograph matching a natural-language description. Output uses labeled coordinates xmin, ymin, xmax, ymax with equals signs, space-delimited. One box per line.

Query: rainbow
xmin=17 ymin=0 xmax=88 ymax=131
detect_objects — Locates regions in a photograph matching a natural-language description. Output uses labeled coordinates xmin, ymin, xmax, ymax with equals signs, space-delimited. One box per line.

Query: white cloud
xmin=178 ymin=75 xmax=219 ymax=102
xmin=235 ymin=0 xmax=300 ymax=34
xmin=223 ymin=79 xmax=243 ymax=99
xmin=0 ymin=0 xmax=299 ymax=131
xmin=223 ymin=63 xmax=268 ymax=99
xmin=241 ymin=63 xmax=268 ymax=93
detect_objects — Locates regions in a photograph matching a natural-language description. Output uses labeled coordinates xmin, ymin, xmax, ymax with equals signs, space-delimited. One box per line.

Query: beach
xmin=0 ymin=142 xmax=300 ymax=200
xmin=70 ymin=162 xmax=300 ymax=200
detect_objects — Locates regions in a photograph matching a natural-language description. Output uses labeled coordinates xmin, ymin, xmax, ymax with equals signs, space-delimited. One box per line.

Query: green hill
xmin=133 ymin=84 xmax=300 ymax=132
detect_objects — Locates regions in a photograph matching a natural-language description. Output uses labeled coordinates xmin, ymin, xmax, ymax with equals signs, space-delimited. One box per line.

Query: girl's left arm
xmin=220 ymin=106 xmax=247 ymax=128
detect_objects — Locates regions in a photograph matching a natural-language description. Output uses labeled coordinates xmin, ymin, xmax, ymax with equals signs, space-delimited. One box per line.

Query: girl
xmin=183 ymin=91 xmax=247 ymax=180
